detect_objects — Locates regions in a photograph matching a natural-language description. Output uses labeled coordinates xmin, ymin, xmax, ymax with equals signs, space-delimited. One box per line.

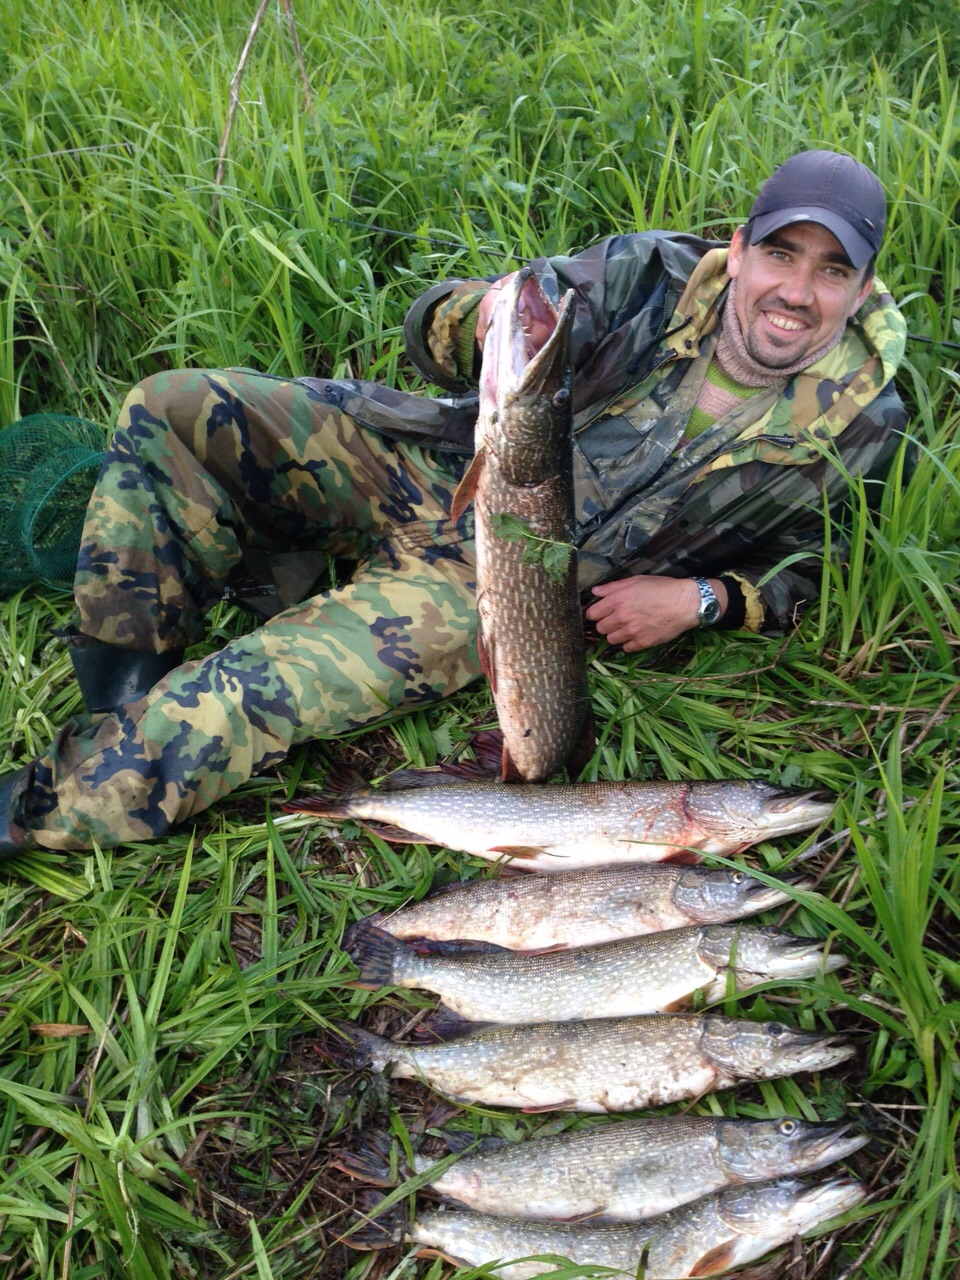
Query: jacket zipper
xmin=733 ymin=433 xmax=798 ymax=450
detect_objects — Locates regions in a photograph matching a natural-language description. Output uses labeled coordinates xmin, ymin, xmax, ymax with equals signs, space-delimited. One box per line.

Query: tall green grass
xmin=0 ymin=1 xmax=957 ymax=1277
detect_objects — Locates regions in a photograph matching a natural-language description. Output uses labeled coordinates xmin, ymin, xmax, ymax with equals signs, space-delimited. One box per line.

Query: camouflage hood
xmin=653 ymin=246 xmax=907 ymax=477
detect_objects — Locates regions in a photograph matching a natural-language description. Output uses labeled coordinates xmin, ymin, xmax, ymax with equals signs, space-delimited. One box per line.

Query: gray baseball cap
xmin=747 ymin=150 xmax=886 ymax=270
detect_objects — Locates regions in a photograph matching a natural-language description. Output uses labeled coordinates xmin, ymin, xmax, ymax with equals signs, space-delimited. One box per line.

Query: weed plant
xmin=0 ymin=1 xmax=957 ymax=1278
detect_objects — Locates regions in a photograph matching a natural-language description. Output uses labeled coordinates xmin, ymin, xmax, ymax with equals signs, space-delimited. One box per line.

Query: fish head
xmin=717 ymin=1117 xmax=871 ymax=1181
xmin=698 ymin=924 xmax=847 ymax=987
xmin=717 ymin=1176 xmax=866 ymax=1238
xmin=480 ymin=268 xmax=576 ymax=486
xmin=672 ymin=867 xmax=809 ymax=922
xmin=690 ymin=781 xmax=836 ymax=848
xmin=701 ymin=1017 xmax=857 ymax=1079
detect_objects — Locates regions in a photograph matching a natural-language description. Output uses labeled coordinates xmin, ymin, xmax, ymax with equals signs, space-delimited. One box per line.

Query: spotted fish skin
xmin=289 ymin=772 xmax=836 ymax=872
xmin=450 ymin=268 xmax=591 ymax=781
xmin=349 ymin=1177 xmax=867 ymax=1278
xmin=345 ymin=920 xmax=847 ymax=1025
xmin=335 ymin=1116 xmax=870 ymax=1222
xmin=356 ymin=864 xmax=809 ymax=952
xmin=324 ymin=1014 xmax=856 ymax=1112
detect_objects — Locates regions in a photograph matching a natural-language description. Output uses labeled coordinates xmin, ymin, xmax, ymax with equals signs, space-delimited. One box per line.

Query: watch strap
xmin=693 ymin=576 xmax=721 ymax=627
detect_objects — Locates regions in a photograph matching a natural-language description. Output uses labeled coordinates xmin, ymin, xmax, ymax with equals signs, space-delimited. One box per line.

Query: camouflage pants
xmin=23 ymin=370 xmax=479 ymax=851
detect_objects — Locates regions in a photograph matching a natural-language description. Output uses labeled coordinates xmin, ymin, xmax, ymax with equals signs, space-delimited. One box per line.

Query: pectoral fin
xmin=477 ymin=628 xmax=496 ymax=691
xmin=489 ymin=845 xmax=547 ymax=859
xmin=664 ymin=850 xmax=705 ymax=866
xmin=360 ymin=822 xmax=429 ymax=843
xmin=662 ymin=994 xmax=694 ymax=1012
xmin=415 ymin=1247 xmax=469 ymax=1265
xmin=689 ymin=1241 xmax=738 ymax=1276
xmin=450 ymin=450 xmax=485 ymax=521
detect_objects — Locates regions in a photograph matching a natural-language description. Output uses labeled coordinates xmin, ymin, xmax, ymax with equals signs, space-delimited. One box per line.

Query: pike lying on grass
xmin=345 ymin=920 xmax=846 ymax=1027
xmin=346 ymin=1177 xmax=867 ymax=1279
xmin=335 ymin=1115 xmax=869 ymax=1222
xmin=324 ymin=1013 xmax=855 ymax=1112
xmin=352 ymin=863 xmax=810 ymax=952
xmin=287 ymin=767 xmax=835 ymax=872
xmin=353 ymin=862 xmax=809 ymax=952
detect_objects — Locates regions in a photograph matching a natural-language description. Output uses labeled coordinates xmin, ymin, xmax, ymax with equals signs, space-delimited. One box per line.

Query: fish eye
xmin=767 ymin=1022 xmax=788 ymax=1036
xmin=732 ymin=871 xmax=747 ymax=884
xmin=551 ymin=388 xmax=570 ymax=409
xmin=778 ymin=1118 xmax=798 ymax=1135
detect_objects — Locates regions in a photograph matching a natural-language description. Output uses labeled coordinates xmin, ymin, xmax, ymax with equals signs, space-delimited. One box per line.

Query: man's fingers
xmin=584 ymin=599 xmax=614 ymax=622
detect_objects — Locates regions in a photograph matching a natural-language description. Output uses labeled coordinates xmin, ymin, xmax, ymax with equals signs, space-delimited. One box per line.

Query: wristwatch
xmin=693 ymin=576 xmax=722 ymax=628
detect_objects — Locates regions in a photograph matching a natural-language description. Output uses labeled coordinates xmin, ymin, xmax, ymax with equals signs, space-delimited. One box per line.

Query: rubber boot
xmin=66 ymin=639 xmax=185 ymax=714
xmin=0 ymin=766 xmax=35 ymax=857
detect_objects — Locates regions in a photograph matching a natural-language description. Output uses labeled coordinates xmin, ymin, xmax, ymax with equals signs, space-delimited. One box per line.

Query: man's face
xmin=726 ymin=221 xmax=873 ymax=369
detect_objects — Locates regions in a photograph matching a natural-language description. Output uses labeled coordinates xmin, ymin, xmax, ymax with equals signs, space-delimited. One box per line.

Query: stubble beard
xmin=743 ymin=302 xmax=819 ymax=370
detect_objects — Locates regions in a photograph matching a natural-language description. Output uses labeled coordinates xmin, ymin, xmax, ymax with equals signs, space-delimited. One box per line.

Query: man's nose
xmin=778 ymin=265 xmax=816 ymax=308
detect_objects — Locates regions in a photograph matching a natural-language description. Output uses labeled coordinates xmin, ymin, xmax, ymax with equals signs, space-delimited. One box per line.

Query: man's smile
xmin=764 ymin=311 xmax=809 ymax=333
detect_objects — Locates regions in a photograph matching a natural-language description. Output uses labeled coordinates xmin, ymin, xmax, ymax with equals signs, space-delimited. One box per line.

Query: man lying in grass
xmin=0 ymin=150 xmax=907 ymax=854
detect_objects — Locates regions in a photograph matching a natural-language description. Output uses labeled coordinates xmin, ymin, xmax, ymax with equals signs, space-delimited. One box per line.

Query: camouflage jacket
xmin=317 ymin=232 xmax=908 ymax=631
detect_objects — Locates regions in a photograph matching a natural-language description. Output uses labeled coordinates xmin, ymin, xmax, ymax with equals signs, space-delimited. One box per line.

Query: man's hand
xmin=475 ymin=272 xmax=554 ymax=354
xmin=585 ymin=576 xmax=728 ymax=652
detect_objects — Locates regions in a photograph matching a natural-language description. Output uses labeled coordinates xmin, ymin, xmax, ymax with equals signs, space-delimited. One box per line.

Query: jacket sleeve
xmin=402 ymin=233 xmax=710 ymax=393
xmin=720 ymin=386 xmax=910 ymax=632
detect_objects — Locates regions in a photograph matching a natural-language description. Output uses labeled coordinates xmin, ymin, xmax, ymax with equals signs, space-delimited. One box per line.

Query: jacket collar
xmin=654 ymin=247 xmax=905 ymax=453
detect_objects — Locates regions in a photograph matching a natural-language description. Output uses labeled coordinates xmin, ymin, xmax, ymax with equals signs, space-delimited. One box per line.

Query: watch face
xmin=700 ymin=597 xmax=722 ymax=626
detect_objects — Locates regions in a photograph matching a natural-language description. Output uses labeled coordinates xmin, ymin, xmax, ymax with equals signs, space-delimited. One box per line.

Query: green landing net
xmin=0 ymin=414 xmax=106 ymax=596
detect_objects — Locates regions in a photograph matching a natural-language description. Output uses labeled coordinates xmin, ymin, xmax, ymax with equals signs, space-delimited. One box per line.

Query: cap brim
xmin=748 ymin=208 xmax=875 ymax=270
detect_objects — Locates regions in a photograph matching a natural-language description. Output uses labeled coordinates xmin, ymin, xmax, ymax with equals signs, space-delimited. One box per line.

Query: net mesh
xmin=0 ymin=414 xmax=106 ymax=595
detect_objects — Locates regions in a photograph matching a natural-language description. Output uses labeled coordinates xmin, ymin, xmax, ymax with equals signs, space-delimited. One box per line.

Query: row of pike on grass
xmin=320 ymin=823 xmax=865 ymax=1274
xmin=328 ymin=949 xmax=865 ymax=1274
xmin=338 ymin=1124 xmax=866 ymax=1280
xmin=329 ymin=934 xmax=866 ymax=1276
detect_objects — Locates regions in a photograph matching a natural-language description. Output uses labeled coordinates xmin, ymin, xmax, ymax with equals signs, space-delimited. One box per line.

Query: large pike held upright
xmin=450 ymin=267 xmax=593 ymax=781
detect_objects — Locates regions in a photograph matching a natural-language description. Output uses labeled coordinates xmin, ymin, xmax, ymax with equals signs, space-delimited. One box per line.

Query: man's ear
xmin=852 ymin=270 xmax=873 ymax=314
xmin=727 ymin=225 xmax=747 ymax=279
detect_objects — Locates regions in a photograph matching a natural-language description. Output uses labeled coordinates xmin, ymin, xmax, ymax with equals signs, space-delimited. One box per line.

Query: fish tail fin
xmin=332 ymin=1129 xmax=406 ymax=1186
xmin=449 ymin=728 xmax=504 ymax=777
xmin=342 ymin=1188 xmax=408 ymax=1251
xmin=419 ymin=1002 xmax=481 ymax=1040
xmin=344 ymin=921 xmax=411 ymax=989
xmin=281 ymin=763 xmax=369 ymax=817
xmin=317 ymin=1018 xmax=391 ymax=1072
